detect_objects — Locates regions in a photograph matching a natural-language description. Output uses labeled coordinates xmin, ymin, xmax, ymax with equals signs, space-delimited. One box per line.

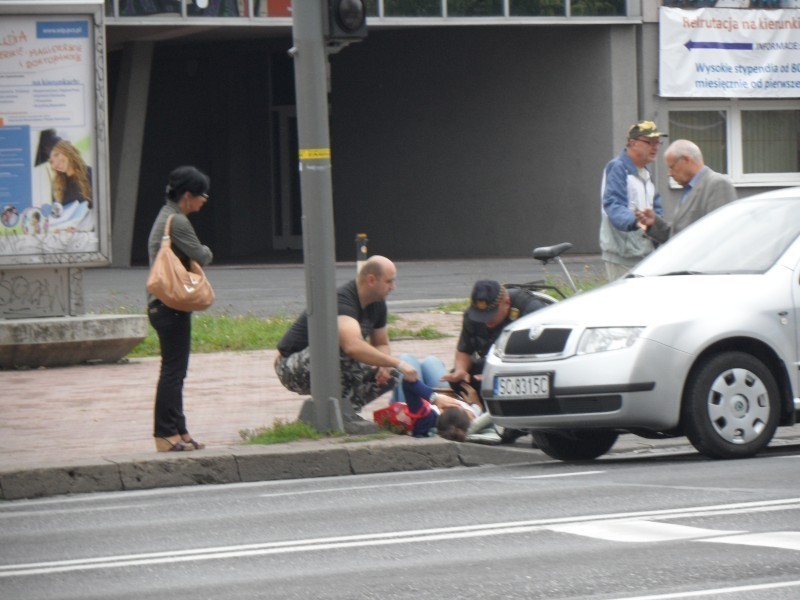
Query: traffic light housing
xmin=328 ymin=0 xmax=367 ymax=42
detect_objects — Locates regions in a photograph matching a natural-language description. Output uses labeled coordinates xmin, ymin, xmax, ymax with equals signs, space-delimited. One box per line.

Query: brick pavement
xmin=0 ymin=312 xmax=462 ymax=471
xmin=4 ymin=308 xmax=799 ymax=478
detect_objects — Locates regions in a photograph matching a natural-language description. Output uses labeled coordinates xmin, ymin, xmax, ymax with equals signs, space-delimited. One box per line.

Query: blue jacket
xmin=599 ymin=149 xmax=663 ymax=268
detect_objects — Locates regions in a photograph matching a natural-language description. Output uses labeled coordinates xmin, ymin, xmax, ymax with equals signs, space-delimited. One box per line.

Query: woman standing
xmin=147 ymin=166 xmax=213 ymax=452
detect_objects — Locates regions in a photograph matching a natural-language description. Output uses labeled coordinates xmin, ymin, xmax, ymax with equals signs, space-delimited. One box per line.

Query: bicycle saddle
xmin=532 ymin=242 xmax=573 ymax=262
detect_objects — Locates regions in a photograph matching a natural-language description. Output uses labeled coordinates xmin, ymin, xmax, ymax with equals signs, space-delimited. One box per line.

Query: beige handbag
xmin=146 ymin=214 xmax=214 ymax=312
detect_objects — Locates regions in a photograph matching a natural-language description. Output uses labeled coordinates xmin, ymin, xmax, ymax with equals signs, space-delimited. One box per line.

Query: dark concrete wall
xmin=117 ymin=26 xmax=629 ymax=264
xmin=126 ymin=39 xmax=277 ymax=265
xmin=329 ymin=26 xmax=622 ymax=260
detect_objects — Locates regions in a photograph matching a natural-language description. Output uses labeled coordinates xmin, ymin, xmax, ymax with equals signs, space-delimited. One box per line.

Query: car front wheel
xmin=683 ymin=351 xmax=780 ymax=459
xmin=531 ymin=430 xmax=618 ymax=461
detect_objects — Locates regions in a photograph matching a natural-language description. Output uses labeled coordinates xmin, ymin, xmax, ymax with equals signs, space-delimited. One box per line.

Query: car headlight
xmin=577 ymin=327 xmax=644 ymax=355
xmin=492 ymin=329 xmax=512 ymax=358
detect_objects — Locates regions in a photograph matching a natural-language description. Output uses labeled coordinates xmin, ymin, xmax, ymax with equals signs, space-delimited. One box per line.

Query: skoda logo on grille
xmin=528 ymin=326 xmax=544 ymax=341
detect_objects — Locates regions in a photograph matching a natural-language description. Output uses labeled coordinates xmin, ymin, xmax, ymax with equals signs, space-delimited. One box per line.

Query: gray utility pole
xmin=291 ymin=2 xmax=367 ymax=434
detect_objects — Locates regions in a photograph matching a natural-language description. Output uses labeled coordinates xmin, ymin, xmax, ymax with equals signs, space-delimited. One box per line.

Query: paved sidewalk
xmin=2 ymin=309 xmax=800 ymax=501
xmin=0 ymin=313 xmax=461 ymax=470
xmin=0 ymin=312 xmax=479 ymax=499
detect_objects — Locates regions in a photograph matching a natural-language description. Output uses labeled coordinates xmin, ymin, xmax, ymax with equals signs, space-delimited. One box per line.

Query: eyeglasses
xmin=199 ymin=193 xmax=209 ymax=200
xmin=666 ymin=156 xmax=685 ymax=171
xmin=636 ymin=137 xmax=662 ymax=147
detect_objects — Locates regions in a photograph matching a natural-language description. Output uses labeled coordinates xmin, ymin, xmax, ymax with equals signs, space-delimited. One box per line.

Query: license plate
xmin=493 ymin=374 xmax=551 ymax=398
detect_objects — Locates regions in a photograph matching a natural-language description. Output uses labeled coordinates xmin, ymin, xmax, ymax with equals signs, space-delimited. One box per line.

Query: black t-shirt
xmin=277 ymin=279 xmax=388 ymax=357
xmin=456 ymin=287 xmax=549 ymax=359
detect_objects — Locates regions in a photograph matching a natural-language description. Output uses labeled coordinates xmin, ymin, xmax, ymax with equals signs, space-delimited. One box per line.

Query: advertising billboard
xmin=0 ymin=9 xmax=109 ymax=267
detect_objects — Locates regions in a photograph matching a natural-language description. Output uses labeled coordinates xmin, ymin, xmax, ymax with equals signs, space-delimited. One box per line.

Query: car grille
xmin=504 ymin=328 xmax=571 ymax=356
xmin=486 ymin=395 xmax=622 ymax=417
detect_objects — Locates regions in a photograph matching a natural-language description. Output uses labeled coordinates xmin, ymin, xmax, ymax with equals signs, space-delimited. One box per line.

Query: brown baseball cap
xmin=627 ymin=120 xmax=668 ymax=140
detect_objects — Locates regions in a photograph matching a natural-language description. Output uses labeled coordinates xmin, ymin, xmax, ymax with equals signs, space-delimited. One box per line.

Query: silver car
xmin=482 ymin=187 xmax=800 ymax=461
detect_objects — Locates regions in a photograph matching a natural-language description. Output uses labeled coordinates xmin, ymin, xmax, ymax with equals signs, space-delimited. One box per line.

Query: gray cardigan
xmin=146 ymin=201 xmax=213 ymax=305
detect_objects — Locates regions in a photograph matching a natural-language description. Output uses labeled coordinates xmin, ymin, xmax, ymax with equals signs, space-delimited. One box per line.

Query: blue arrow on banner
xmin=685 ymin=41 xmax=753 ymax=51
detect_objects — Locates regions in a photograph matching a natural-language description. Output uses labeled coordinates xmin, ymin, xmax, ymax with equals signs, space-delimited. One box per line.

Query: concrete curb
xmin=0 ymin=437 xmax=461 ymax=501
xmin=3 ymin=430 xmax=799 ymax=501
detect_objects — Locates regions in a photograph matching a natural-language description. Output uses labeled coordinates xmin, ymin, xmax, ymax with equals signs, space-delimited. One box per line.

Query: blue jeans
xmin=390 ymin=354 xmax=447 ymax=403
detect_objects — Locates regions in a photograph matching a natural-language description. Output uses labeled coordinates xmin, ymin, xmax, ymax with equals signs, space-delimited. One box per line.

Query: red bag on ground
xmin=373 ymin=400 xmax=432 ymax=434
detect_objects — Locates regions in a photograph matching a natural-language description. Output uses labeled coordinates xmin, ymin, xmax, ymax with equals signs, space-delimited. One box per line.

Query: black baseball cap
xmin=467 ymin=280 xmax=506 ymax=323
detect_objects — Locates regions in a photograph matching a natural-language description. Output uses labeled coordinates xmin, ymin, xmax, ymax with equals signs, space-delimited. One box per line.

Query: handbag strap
xmin=164 ymin=213 xmax=174 ymax=238
xmin=159 ymin=214 xmax=175 ymax=251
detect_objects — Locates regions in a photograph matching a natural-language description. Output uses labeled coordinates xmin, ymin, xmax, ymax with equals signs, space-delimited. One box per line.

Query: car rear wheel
xmin=683 ymin=351 xmax=780 ymax=459
xmin=531 ymin=430 xmax=618 ymax=461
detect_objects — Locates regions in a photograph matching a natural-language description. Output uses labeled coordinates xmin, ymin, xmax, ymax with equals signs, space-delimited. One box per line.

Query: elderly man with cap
xmin=599 ymin=120 xmax=667 ymax=281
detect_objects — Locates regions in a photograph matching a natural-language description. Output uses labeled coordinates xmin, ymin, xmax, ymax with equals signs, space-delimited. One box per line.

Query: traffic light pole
xmin=291 ymin=2 xmax=363 ymax=433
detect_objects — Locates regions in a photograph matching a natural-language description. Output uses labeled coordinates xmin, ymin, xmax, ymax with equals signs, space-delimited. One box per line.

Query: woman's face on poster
xmin=49 ymin=149 xmax=69 ymax=174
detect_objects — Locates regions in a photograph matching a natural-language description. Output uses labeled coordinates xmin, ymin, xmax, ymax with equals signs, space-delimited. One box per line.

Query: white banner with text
xmin=660 ymin=7 xmax=800 ymax=98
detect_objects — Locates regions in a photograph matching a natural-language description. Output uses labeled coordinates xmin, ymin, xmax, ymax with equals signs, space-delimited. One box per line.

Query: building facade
xmin=101 ymin=0 xmax=800 ymax=264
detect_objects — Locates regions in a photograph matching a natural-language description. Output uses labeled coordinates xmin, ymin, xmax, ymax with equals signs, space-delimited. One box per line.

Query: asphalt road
xmin=2 ymin=447 xmax=800 ymax=600
xmin=82 ymin=254 xmax=605 ymax=318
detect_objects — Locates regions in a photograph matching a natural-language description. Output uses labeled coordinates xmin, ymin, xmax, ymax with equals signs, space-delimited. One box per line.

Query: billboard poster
xmin=0 ymin=15 xmax=104 ymax=265
xmin=660 ymin=7 xmax=800 ymax=98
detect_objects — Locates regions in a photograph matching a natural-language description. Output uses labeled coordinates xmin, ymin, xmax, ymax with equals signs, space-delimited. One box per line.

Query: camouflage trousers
xmin=274 ymin=348 xmax=397 ymax=411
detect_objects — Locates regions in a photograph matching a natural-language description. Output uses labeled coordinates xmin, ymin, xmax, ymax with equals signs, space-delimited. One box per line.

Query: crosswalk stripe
xmin=547 ymin=520 xmax=743 ymax=543
xmin=547 ymin=519 xmax=800 ymax=552
xmin=700 ymin=531 xmax=800 ymax=551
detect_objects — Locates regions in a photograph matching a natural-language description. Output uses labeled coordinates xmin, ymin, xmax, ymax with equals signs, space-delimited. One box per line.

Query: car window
xmin=634 ymin=197 xmax=800 ymax=276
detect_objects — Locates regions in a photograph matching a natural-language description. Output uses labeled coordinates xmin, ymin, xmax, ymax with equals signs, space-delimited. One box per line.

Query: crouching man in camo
xmin=274 ymin=255 xmax=418 ymax=416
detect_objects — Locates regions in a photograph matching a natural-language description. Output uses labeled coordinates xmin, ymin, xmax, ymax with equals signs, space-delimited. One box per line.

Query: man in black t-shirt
xmin=275 ymin=256 xmax=418 ymax=414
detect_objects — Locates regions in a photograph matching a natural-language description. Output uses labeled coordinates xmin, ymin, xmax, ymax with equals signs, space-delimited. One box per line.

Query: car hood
xmin=511 ymin=272 xmax=790 ymax=336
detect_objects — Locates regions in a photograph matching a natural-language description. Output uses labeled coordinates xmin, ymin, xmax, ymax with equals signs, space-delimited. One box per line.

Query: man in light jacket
xmin=599 ymin=120 xmax=667 ymax=281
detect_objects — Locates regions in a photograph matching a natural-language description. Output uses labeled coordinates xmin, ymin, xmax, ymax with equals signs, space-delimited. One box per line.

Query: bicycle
xmin=503 ymin=241 xmax=579 ymax=305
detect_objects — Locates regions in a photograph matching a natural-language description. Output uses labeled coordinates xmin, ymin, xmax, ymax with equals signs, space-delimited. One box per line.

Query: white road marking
xmin=259 ymin=479 xmax=458 ymax=498
xmin=548 ymin=520 xmax=743 ymax=543
xmin=610 ymin=579 xmax=800 ymax=599
xmin=516 ymin=470 xmax=605 ymax=479
xmin=2 ymin=498 xmax=798 ymax=578
xmin=701 ymin=531 xmax=800 ymax=551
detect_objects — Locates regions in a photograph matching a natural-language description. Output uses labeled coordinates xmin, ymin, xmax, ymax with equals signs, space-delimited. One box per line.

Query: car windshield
xmin=633 ymin=197 xmax=800 ymax=276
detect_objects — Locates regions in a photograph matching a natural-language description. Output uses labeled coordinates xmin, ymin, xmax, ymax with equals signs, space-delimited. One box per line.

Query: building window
xmin=448 ymin=0 xmax=504 ymax=16
xmin=107 ymin=0 xmax=242 ymax=17
xmin=742 ymin=110 xmax=800 ymax=175
xmin=511 ymin=0 xmax=566 ymax=16
xmin=668 ymin=102 xmax=800 ymax=186
xmin=380 ymin=0 xmax=441 ymax=16
xmin=569 ymin=0 xmax=626 ymax=15
xmin=668 ymin=110 xmax=727 ymax=173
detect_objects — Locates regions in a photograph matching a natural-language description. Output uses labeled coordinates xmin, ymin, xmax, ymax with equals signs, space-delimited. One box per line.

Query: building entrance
xmin=271 ymin=105 xmax=302 ymax=250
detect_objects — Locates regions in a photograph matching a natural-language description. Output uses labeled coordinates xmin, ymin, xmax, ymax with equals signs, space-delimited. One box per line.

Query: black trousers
xmin=148 ymin=300 xmax=191 ymax=438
